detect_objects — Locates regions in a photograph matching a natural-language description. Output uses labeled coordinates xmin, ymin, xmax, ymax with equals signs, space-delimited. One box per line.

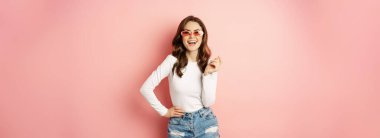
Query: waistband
xmin=183 ymin=107 xmax=212 ymax=118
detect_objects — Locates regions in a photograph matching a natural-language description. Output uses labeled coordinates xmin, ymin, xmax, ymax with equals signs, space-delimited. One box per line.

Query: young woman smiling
xmin=140 ymin=15 xmax=222 ymax=138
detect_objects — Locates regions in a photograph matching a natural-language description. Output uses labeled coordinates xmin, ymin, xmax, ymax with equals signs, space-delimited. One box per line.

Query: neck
xmin=186 ymin=50 xmax=198 ymax=62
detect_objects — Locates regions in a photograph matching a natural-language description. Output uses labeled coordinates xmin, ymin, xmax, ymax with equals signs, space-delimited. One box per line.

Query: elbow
xmin=139 ymin=86 xmax=143 ymax=93
xmin=140 ymin=86 xmax=148 ymax=95
xmin=140 ymin=82 xmax=151 ymax=94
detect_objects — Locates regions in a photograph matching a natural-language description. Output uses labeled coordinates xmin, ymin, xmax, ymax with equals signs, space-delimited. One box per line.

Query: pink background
xmin=1 ymin=0 xmax=379 ymax=138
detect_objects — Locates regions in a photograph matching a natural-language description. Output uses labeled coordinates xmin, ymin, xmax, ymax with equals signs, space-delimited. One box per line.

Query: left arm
xmin=201 ymin=56 xmax=222 ymax=107
xmin=202 ymin=72 xmax=218 ymax=107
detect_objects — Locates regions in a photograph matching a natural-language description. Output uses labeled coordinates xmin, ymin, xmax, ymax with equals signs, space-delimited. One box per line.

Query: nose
xmin=189 ymin=33 xmax=195 ymax=38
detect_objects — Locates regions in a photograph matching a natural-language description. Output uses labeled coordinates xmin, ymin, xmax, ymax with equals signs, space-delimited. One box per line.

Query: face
xmin=181 ymin=21 xmax=204 ymax=52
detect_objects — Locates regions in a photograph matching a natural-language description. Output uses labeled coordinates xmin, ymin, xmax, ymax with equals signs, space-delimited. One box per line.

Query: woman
xmin=140 ymin=15 xmax=222 ymax=138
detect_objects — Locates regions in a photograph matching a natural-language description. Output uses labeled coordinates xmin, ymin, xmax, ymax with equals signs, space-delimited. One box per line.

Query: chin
xmin=185 ymin=46 xmax=200 ymax=52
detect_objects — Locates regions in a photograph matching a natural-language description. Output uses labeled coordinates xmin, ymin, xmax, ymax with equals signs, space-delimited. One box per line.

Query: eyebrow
xmin=184 ymin=29 xmax=201 ymax=31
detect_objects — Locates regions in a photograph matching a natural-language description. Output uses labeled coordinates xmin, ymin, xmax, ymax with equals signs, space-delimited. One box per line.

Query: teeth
xmin=188 ymin=40 xmax=197 ymax=44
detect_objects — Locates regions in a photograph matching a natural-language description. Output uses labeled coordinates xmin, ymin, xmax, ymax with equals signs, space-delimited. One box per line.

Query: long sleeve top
xmin=140 ymin=54 xmax=218 ymax=116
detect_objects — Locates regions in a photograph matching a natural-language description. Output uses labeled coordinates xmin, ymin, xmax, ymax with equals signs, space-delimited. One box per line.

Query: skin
xmin=164 ymin=21 xmax=222 ymax=118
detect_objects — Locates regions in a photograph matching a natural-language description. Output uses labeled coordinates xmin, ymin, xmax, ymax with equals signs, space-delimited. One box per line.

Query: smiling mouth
xmin=187 ymin=40 xmax=197 ymax=46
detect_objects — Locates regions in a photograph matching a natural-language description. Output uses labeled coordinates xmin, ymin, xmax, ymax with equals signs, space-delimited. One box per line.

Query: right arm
xmin=140 ymin=54 xmax=176 ymax=116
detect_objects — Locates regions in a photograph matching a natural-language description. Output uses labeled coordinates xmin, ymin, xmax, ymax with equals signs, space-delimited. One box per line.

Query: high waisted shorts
xmin=168 ymin=107 xmax=220 ymax=138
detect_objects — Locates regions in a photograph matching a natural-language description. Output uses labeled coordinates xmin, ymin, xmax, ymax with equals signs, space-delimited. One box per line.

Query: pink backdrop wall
xmin=1 ymin=0 xmax=379 ymax=138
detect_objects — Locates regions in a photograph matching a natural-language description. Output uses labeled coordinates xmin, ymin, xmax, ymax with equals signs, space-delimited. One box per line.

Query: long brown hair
xmin=171 ymin=15 xmax=211 ymax=78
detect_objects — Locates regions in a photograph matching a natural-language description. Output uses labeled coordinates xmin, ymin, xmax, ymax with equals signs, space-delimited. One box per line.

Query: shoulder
xmin=165 ymin=54 xmax=177 ymax=62
xmin=165 ymin=54 xmax=178 ymax=63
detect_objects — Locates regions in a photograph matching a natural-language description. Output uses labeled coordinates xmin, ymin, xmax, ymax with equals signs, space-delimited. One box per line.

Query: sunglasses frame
xmin=180 ymin=30 xmax=204 ymax=37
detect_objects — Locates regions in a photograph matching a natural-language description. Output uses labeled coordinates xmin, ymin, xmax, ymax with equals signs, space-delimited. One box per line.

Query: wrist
xmin=203 ymin=72 xmax=210 ymax=76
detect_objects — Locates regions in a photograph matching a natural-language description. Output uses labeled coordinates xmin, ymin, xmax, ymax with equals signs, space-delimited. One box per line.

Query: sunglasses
xmin=180 ymin=30 xmax=204 ymax=37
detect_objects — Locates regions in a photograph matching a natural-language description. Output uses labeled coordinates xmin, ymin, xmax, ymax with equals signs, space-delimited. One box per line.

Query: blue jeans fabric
xmin=168 ymin=107 xmax=220 ymax=138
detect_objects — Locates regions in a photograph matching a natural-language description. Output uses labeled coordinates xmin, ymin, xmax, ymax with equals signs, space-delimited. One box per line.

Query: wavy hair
xmin=171 ymin=15 xmax=211 ymax=78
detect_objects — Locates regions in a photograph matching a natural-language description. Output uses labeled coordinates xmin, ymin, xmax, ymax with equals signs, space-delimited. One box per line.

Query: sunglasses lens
xmin=195 ymin=31 xmax=203 ymax=36
xmin=181 ymin=31 xmax=190 ymax=36
xmin=194 ymin=31 xmax=200 ymax=36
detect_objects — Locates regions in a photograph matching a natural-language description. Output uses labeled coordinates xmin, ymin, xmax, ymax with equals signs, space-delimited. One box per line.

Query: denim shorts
xmin=168 ymin=107 xmax=220 ymax=138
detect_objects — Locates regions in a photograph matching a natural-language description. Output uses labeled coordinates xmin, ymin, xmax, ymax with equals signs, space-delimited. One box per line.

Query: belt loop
xmin=200 ymin=107 xmax=207 ymax=117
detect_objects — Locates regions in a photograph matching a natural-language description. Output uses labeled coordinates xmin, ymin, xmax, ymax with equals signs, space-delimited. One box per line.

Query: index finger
xmin=175 ymin=109 xmax=185 ymax=113
xmin=174 ymin=106 xmax=182 ymax=110
xmin=217 ymin=56 xmax=222 ymax=64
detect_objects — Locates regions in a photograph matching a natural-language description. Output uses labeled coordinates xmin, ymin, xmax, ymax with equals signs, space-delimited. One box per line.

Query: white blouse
xmin=140 ymin=54 xmax=218 ymax=116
